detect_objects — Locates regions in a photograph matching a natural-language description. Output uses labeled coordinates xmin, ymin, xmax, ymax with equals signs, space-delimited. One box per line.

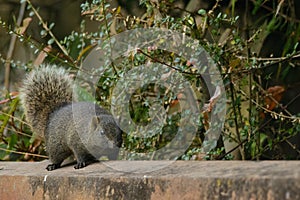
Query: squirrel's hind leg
xmin=74 ymin=161 xmax=88 ymax=169
xmin=74 ymin=157 xmax=97 ymax=169
xmin=72 ymin=149 xmax=97 ymax=169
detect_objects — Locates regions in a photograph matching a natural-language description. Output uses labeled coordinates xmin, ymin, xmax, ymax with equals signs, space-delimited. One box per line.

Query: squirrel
xmin=19 ymin=64 xmax=122 ymax=171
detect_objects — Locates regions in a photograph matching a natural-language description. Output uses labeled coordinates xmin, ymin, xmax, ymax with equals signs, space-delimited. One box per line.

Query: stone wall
xmin=0 ymin=161 xmax=299 ymax=199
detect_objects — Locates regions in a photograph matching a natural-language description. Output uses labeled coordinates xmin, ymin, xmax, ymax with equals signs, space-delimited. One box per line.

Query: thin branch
xmin=26 ymin=0 xmax=69 ymax=57
xmin=240 ymin=89 xmax=300 ymax=121
xmin=238 ymin=52 xmax=300 ymax=62
xmin=0 ymin=147 xmax=48 ymax=159
xmin=250 ymin=0 xmax=300 ymax=23
xmin=137 ymin=49 xmax=198 ymax=76
xmin=139 ymin=47 xmax=300 ymax=78
xmin=244 ymin=0 xmax=255 ymax=157
xmin=4 ymin=1 xmax=26 ymax=91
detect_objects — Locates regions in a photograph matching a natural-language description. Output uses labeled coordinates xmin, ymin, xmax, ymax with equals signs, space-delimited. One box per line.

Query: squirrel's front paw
xmin=74 ymin=162 xmax=87 ymax=169
xmin=46 ymin=163 xmax=61 ymax=171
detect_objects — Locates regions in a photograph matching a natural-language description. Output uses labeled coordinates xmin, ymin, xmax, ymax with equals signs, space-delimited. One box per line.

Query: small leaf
xmin=49 ymin=22 xmax=55 ymax=30
xmin=40 ymin=29 xmax=47 ymax=37
xmin=198 ymin=9 xmax=206 ymax=16
xmin=47 ymin=38 xmax=55 ymax=45
xmin=29 ymin=11 xmax=35 ymax=17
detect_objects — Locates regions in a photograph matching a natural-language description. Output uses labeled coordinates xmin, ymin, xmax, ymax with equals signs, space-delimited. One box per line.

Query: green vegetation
xmin=1 ymin=0 xmax=300 ymax=161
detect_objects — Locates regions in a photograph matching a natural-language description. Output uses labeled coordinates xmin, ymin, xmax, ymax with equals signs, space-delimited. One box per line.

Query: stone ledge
xmin=0 ymin=161 xmax=300 ymax=200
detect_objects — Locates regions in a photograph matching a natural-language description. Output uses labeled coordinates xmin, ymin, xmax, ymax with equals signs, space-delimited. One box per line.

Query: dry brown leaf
xmin=264 ymin=85 xmax=285 ymax=111
xmin=33 ymin=45 xmax=52 ymax=66
xmin=16 ymin=17 xmax=32 ymax=35
xmin=202 ymin=86 xmax=222 ymax=130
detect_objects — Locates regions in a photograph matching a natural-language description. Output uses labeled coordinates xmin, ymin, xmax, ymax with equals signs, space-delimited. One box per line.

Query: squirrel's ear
xmin=90 ymin=116 xmax=100 ymax=131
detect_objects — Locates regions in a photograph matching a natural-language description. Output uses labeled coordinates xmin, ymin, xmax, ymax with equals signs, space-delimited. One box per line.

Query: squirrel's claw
xmin=74 ymin=162 xmax=87 ymax=169
xmin=46 ymin=163 xmax=61 ymax=171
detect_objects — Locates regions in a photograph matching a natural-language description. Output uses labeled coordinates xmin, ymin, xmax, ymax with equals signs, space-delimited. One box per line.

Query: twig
xmin=0 ymin=147 xmax=48 ymax=158
xmin=139 ymin=47 xmax=300 ymax=78
xmin=4 ymin=1 xmax=26 ymax=91
xmin=229 ymin=75 xmax=245 ymax=159
xmin=101 ymin=0 xmax=119 ymax=77
xmin=240 ymin=89 xmax=299 ymax=121
xmin=26 ymin=0 xmax=69 ymax=57
xmin=137 ymin=49 xmax=199 ymax=76
xmin=217 ymin=138 xmax=247 ymax=160
xmin=238 ymin=52 xmax=300 ymax=62
xmin=250 ymin=0 xmax=300 ymax=23
xmin=244 ymin=0 xmax=255 ymax=159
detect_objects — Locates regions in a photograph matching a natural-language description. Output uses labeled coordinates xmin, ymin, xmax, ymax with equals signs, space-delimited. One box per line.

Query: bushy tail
xmin=19 ymin=65 xmax=73 ymax=137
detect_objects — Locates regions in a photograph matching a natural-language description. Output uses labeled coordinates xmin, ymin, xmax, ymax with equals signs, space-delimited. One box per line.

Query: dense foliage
xmin=1 ymin=0 xmax=300 ymax=161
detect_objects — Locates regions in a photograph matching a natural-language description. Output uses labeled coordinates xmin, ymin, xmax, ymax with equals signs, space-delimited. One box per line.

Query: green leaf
xmin=47 ymin=38 xmax=55 ymax=45
xmin=49 ymin=22 xmax=55 ymax=30
xmin=198 ymin=9 xmax=206 ymax=16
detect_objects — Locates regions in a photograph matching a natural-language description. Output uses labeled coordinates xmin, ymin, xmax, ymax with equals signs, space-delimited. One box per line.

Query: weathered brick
xmin=0 ymin=161 xmax=300 ymax=200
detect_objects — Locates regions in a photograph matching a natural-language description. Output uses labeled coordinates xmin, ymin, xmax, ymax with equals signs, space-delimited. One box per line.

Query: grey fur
xmin=19 ymin=65 xmax=122 ymax=170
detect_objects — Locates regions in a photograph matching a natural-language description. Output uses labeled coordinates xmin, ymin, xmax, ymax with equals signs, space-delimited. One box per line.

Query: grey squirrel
xmin=19 ymin=65 xmax=122 ymax=170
